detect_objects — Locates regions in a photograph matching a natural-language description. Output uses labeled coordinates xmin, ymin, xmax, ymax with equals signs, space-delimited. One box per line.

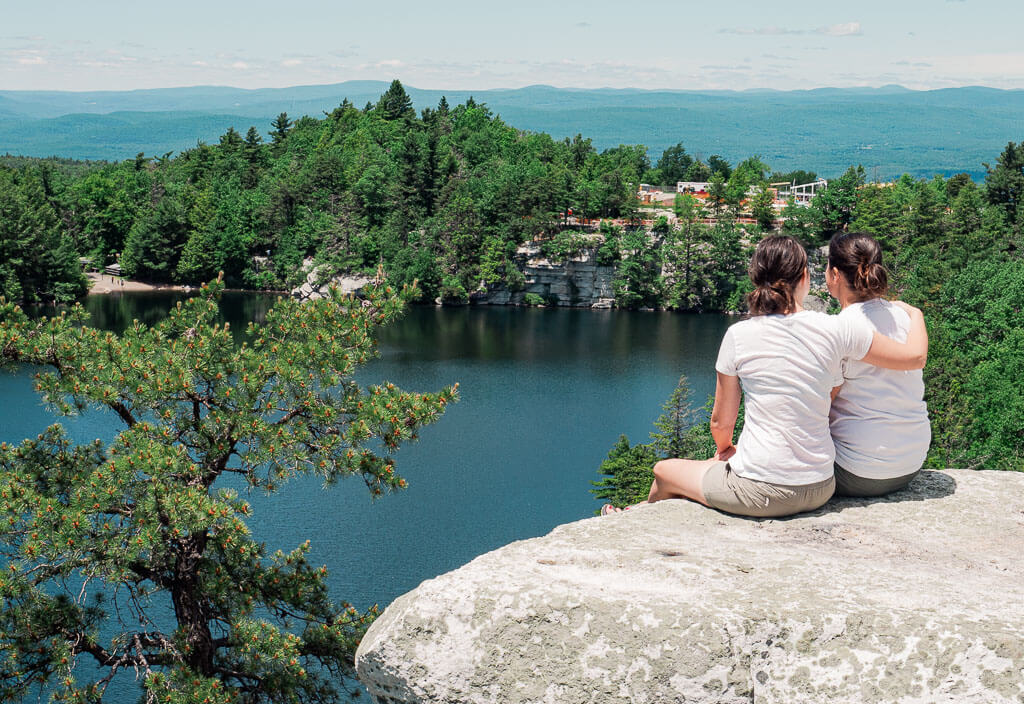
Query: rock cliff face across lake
xmin=475 ymin=243 xmax=616 ymax=308
xmin=356 ymin=470 xmax=1024 ymax=703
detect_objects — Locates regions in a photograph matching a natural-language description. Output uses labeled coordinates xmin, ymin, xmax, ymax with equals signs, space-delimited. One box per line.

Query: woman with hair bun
xmin=826 ymin=232 xmax=930 ymax=497
xmin=604 ymin=235 xmax=928 ymax=519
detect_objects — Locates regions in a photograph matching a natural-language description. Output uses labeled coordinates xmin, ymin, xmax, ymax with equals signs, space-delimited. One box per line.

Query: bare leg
xmin=601 ymin=457 xmax=717 ymax=516
xmin=647 ymin=458 xmax=717 ymax=506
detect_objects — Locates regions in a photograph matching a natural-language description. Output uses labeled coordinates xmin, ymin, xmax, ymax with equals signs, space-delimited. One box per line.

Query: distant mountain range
xmin=2 ymin=81 xmax=1022 ymax=179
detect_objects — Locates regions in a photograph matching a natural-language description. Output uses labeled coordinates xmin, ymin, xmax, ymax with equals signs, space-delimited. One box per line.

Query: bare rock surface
xmin=476 ymin=244 xmax=615 ymax=308
xmin=356 ymin=470 xmax=1024 ymax=703
xmin=291 ymin=259 xmax=372 ymax=301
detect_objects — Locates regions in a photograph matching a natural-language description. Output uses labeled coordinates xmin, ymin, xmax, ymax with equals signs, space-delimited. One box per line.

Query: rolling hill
xmin=1 ymin=82 xmax=1021 ymax=179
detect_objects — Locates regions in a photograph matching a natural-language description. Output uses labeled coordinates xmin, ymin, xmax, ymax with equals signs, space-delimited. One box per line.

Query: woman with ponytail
xmin=605 ymin=235 xmax=928 ymax=519
xmin=826 ymin=232 xmax=930 ymax=497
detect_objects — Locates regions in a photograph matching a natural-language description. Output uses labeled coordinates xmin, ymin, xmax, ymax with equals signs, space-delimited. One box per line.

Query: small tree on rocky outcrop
xmin=0 ymin=277 xmax=455 ymax=703
xmin=593 ymin=375 xmax=745 ymax=508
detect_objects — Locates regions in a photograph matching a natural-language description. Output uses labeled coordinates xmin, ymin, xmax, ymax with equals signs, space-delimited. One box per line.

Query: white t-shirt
xmin=829 ymin=299 xmax=930 ymax=479
xmin=715 ymin=311 xmax=873 ymax=485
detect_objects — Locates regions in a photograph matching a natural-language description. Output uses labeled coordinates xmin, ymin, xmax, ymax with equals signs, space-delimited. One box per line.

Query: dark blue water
xmin=1 ymin=292 xmax=731 ymax=694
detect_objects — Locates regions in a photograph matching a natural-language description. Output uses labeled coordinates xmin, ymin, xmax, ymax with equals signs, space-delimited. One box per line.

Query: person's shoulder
xmin=792 ymin=309 xmax=836 ymax=327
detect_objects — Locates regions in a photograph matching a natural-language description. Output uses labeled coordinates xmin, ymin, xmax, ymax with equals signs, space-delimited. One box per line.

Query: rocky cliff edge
xmin=356 ymin=470 xmax=1024 ymax=703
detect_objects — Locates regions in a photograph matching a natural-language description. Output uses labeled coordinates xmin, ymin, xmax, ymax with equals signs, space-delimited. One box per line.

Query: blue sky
xmin=2 ymin=0 xmax=1022 ymax=91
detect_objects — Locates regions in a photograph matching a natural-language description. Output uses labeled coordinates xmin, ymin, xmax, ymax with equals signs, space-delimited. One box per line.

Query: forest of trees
xmin=0 ymin=78 xmax=1022 ymax=701
xmin=0 ymin=80 xmax=1021 ymax=467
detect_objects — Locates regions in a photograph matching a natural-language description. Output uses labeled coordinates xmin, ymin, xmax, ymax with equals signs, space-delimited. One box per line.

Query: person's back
xmin=830 ymin=300 xmax=930 ymax=481
xmin=720 ymin=310 xmax=870 ymax=487
xmin=825 ymin=233 xmax=930 ymax=496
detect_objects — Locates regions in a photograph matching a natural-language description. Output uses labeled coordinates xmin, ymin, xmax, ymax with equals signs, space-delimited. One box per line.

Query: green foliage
xmin=923 ymin=260 xmax=1024 ymax=470
xmin=1 ymin=84 xmax=658 ymax=297
xmin=984 ymin=141 xmax=1024 ymax=231
xmin=595 ymin=222 xmax=622 ymax=266
xmin=654 ymin=143 xmax=694 ymax=186
xmin=0 ymin=166 xmax=89 ymax=303
xmin=816 ymin=165 xmax=865 ymax=234
xmin=522 ymin=293 xmax=545 ymax=306
xmin=540 ymin=231 xmax=589 ymax=262
xmin=650 ymin=375 xmax=700 ymax=458
xmin=592 ymin=376 xmax=747 ymax=508
xmin=612 ymin=229 xmax=661 ymax=308
xmin=590 ymin=435 xmax=660 ymax=509
xmin=0 ymin=278 xmax=455 ymax=702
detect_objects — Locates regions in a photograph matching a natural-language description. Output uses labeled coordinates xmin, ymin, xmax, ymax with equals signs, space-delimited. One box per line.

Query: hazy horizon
xmin=4 ymin=0 xmax=1023 ymax=92
xmin=4 ymin=80 xmax=1022 ymax=96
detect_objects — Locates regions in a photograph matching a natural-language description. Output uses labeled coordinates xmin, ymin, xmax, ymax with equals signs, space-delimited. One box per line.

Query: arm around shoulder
xmin=860 ymin=301 xmax=928 ymax=371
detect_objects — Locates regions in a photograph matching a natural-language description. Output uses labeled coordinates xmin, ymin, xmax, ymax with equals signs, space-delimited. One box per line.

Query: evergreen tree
xmin=0 ymin=279 xmax=455 ymax=703
xmin=219 ymin=126 xmax=243 ymax=153
xmin=984 ymin=141 xmax=1024 ymax=231
xmin=0 ymin=168 xmax=88 ymax=303
xmin=378 ymin=79 xmax=414 ymax=121
xmin=121 ymin=190 xmax=190 ymax=281
xmin=707 ymin=154 xmax=731 ymax=180
xmin=655 ymin=143 xmax=694 ymax=187
xmin=816 ymin=165 xmax=865 ymax=233
xmin=650 ymin=374 xmax=700 ymax=458
xmin=269 ymin=112 xmax=292 ymax=145
xmin=590 ymin=436 xmax=660 ymax=509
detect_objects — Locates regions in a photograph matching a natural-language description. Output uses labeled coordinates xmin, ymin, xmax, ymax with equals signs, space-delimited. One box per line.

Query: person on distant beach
xmin=826 ymin=232 xmax=930 ymax=497
xmin=603 ymin=236 xmax=928 ymax=519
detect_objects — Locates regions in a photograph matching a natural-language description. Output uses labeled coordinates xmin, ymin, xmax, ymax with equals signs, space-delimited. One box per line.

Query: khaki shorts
xmin=834 ymin=463 xmax=919 ymax=498
xmin=702 ymin=461 xmax=835 ymax=518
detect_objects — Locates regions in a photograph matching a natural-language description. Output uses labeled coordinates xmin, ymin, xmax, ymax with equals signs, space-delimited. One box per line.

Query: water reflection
xmin=27 ymin=290 xmax=281 ymax=341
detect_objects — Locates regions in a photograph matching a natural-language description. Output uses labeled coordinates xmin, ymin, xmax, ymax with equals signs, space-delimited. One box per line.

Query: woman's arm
xmin=710 ymin=372 xmax=742 ymax=460
xmin=859 ymin=301 xmax=928 ymax=371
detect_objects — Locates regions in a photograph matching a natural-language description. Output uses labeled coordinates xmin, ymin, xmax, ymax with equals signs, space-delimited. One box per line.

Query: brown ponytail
xmin=828 ymin=232 xmax=888 ymax=300
xmin=746 ymin=236 xmax=808 ymax=315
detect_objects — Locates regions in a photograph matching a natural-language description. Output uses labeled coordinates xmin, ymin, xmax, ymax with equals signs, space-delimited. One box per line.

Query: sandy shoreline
xmin=87 ymin=272 xmax=193 ymax=295
xmin=86 ymin=273 xmax=287 ymax=297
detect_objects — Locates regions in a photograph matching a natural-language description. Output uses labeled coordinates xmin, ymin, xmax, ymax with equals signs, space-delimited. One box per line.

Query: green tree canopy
xmin=655 ymin=143 xmax=694 ymax=187
xmin=0 ymin=278 xmax=455 ymax=703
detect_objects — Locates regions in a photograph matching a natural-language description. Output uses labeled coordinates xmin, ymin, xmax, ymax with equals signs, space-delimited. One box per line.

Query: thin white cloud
xmin=720 ymin=21 xmax=862 ymax=37
xmin=282 ymin=58 xmax=302 ymax=67
xmin=821 ymin=22 xmax=862 ymax=37
xmin=231 ymin=61 xmax=249 ymax=69
xmin=720 ymin=26 xmax=804 ymax=36
xmin=358 ymin=58 xmax=405 ymax=70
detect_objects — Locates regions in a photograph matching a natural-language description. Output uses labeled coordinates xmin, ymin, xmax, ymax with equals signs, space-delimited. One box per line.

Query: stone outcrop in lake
xmin=474 ymin=243 xmax=616 ymax=308
xmin=356 ymin=470 xmax=1024 ymax=703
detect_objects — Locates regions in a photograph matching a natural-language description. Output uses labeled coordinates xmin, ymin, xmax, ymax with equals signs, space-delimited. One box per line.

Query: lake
xmin=0 ymin=291 xmax=732 ymax=690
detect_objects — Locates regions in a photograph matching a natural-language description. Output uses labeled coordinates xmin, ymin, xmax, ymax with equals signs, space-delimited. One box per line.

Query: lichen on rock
xmin=356 ymin=470 xmax=1024 ymax=703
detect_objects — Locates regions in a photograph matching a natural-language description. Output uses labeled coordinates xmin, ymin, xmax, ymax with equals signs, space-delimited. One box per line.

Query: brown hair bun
xmin=828 ymin=232 xmax=888 ymax=300
xmin=747 ymin=236 xmax=808 ymax=315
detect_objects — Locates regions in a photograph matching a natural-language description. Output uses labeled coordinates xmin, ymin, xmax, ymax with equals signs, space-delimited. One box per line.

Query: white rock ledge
xmin=355 ymin=470 xmax=1024 ymax=703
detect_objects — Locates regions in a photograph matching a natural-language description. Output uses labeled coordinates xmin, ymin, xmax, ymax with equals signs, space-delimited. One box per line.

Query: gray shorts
xmin=834 ymin=463 xmax=919 ymax=498
xmin=702 ymin=461 xmax=835 ymax=518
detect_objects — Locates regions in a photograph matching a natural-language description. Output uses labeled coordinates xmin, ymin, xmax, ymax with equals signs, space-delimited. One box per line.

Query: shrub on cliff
xmin=0 ymin=278 xmax=456 ymax=703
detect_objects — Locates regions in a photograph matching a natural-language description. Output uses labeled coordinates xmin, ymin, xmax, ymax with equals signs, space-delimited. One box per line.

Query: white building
xmin=676 ymin=181 xmax=711 ymax=194
xmin=778 ymin=179 xmax=828 ymax=205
